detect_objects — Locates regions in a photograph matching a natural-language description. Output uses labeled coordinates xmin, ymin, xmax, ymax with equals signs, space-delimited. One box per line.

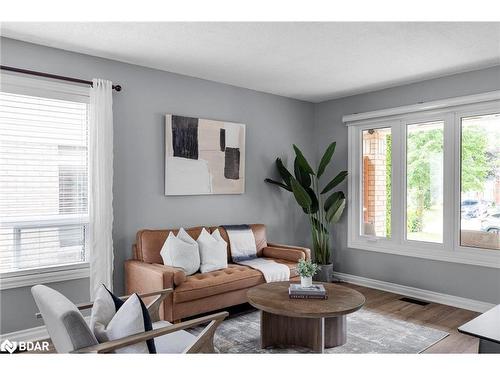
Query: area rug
xmin=190 ymin=308 xmax=448 ymax=353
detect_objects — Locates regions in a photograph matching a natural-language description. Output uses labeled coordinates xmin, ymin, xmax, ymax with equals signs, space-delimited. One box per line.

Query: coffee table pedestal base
xmin=260 ymin=311 xmax=347 ymax=353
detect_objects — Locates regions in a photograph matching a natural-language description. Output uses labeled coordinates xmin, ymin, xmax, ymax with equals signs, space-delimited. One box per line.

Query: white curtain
xmin=89 ymin=79 xmax=114 ymax=299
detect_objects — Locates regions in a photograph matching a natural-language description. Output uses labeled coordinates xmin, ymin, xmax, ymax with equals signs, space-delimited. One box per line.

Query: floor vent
xmin=400 ymin=297 xmax=430 ymax=306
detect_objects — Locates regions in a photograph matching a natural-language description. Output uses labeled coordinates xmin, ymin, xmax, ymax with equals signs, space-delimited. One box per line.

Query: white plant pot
xmin=300 ymin=276 xmax=313 ymax=288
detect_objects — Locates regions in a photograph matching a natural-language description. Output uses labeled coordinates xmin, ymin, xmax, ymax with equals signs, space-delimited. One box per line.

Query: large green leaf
xmin=321 ymin=170 xmax=348 ymax=194
xmin=326 ymin=196 xmax=346 ymax=224
xmin=302 ymin=187 xmax=318 ymax=214
xmin=276 ymin=158 xmax=293 ymax=187
xmin=294 ymin=157 xmax=311 ymax=188
xmin=264 ymin=178 xmax=292 ymax=191
xmin=290 ymin=177 xmax=312 ymax=209
xmin=324 ymin=191 xmax=345 ymax=212
xmin=317 ymin=142 xmax=336 ymax=178
xmin=292 ymin=144 xmax=315 ymax=175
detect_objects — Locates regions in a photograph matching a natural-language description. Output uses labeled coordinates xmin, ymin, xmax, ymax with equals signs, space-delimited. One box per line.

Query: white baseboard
xmin=0 ymin=324 xmax=49 ymax=343
xmin=334 ymin=272 xmax=495 ymax=313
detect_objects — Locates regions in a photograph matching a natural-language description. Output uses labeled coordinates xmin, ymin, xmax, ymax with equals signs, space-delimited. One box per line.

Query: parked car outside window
xmin=461 ymin=199 xmax=488 ymax=218
xmin=481 ymin=212 xmax=500 ymax=234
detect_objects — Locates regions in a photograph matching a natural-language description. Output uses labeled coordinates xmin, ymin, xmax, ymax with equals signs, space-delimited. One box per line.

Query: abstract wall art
xmin=165 ymin=114 xmax=246 ymax=195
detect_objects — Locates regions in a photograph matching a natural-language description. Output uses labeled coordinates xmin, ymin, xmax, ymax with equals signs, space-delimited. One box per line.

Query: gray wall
xmin=0 ymin=37 xmax=315 ymax=333
xmin=314 ymin=66 xmax=500 ymax=304
xmin=0 ymin=279 xmax=91 ymax=335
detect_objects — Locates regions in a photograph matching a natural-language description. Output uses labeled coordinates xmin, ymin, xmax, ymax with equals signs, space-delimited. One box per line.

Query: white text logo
xmin=1 ymin=339 xmax=49 ymax=353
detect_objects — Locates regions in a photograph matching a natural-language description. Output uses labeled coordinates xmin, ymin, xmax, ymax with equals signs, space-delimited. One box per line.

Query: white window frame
xmin=346 ymin=91 xmax=500 ymax=269
xmin=0 ymin=73 xmax=91 ymax=290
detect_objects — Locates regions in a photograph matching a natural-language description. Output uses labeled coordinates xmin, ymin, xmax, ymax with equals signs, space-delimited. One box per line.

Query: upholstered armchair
xmin=31 ymin=284 xmax=227 ymax=353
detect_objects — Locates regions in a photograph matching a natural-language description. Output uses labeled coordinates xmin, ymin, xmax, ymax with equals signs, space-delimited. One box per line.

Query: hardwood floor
xmin=342 ymin=283 xmax=480 ymax=353
xmin=27 ymin=282 xmax=480 ymax=354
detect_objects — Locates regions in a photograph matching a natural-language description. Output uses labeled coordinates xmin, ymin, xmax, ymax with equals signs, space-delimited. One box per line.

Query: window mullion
xmin=443 ymin=112 xmax=456 ymax=251
xmin=347 ymin=125 xmax=359 ymax=246
xmin=391 ymin=121 xmax=404 ymax=245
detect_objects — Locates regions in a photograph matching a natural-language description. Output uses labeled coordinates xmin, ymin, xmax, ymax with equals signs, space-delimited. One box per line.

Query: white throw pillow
xmin=197 ymin=228 xmax=228 ymax=273
xmin=90 ymin=285 xmax=156 ymax=353
xmin=160 ymin=228 xmax=200 ymax=275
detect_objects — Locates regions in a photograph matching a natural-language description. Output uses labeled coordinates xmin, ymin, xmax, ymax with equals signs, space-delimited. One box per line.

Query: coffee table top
xmin=247 ymin=282 xmax=365 ymax=319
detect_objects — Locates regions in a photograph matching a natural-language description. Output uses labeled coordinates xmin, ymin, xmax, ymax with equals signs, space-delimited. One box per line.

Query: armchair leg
xmin=198 ymin=340 xmax=216 ymax=353
xmin=183 ymin=314 xmax=225 ymax=353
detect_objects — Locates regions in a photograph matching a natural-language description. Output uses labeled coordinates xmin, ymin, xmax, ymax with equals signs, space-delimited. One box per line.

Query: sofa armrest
xmin=263 ymin=246 xmax=305 ymax=262
xmin=125 ymin=260 xmax=186 ymax=322
xmin=266 ymin=243 xmax=311 ymax=261
xmin=125 ymin=260 xmax=186 ymax=290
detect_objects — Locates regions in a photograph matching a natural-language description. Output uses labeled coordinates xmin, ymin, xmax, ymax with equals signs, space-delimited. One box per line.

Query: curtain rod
xmin=0 ymin=65 xmax=122 ymax=92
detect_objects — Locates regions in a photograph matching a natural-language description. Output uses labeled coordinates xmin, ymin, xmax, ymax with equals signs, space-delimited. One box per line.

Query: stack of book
xmin=288 ymin=284 xmax=328 ymax=300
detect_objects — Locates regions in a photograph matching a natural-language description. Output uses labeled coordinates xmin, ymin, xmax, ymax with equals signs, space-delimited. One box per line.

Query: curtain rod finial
xmin=114 ymin=85 xmax=122 ymax=92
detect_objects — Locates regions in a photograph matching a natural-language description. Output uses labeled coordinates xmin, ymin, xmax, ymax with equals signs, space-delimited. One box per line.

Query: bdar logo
xmin=0 ymin=339 xmax=49 ymax=353
xmin=1 ymin=339 xmax=17 ymax=354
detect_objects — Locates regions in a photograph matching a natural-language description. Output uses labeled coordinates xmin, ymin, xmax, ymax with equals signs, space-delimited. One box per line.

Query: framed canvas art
xmin=165 ymin=114 xmax=246 ymax=195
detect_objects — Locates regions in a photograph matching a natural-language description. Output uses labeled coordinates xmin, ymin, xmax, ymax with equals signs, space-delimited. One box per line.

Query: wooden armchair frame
xmin=36 ymin=288 xmax=228 ymax=354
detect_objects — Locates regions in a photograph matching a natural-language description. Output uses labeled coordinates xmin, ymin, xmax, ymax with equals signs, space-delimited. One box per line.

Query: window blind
xmin=0 ymin=91 xmax=89 ymax=273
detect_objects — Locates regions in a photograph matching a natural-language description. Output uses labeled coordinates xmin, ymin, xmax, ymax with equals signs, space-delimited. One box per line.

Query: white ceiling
xmin=1 ymin=22 xmax=500 ymax=102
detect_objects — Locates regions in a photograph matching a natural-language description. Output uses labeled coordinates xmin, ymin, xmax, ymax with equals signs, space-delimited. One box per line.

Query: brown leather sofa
xmin=125 ymin=224 xmax=311 ymax=322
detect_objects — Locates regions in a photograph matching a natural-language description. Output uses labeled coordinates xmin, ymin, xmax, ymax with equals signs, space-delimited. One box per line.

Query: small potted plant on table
xmin=297 ymin=259 xmax=319 ymax=288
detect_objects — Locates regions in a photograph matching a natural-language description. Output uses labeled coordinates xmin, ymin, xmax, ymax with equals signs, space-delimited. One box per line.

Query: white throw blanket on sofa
xmin=223 ymin=225 xmax=290 ymax=282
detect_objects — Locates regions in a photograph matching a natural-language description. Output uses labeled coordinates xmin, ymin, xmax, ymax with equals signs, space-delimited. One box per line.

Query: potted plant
xmin=297 ymin=259 xmax=319 ymax=287
xmin=265 ymin=142 xmax=347 ymax=282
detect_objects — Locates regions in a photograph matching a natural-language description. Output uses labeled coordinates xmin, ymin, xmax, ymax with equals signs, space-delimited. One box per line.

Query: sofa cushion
xmin=173 ymin=259 xmax=298 ymax=303
xmin=152 ymin=320 xmax=197 ymax=353
xmin=174 ymin=264 xmax=263 ymax=303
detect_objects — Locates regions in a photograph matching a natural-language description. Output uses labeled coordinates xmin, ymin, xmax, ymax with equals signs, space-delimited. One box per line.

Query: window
xmin=460 ymin=113 xmax=500 ymax=251
xmin=406 ymin=121 xmax=444 ymax=243
xmin=0 ymin=75 xmax=90 ymax=280
xmin=362 ymin=127 xmax=391 ymax=237
xmin=347 ymin=93 xmax=500 ymax=268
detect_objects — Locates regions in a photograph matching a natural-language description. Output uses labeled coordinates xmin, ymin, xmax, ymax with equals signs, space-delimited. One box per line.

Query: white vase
xmin=300 ymin=276 xmax=313 ymax=288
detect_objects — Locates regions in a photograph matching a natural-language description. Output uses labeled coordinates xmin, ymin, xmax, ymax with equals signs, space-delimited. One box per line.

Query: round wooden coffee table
xmin=247 ymin=282 xmax=365 ymax=353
